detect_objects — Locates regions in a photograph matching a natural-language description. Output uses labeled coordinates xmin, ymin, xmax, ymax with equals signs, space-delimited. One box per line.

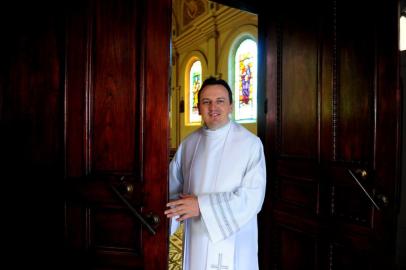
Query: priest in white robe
xmin=165 ymin=76 xmax=266 ymax=270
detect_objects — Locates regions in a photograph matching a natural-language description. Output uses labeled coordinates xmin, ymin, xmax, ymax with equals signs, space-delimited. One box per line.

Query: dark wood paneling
xmin=0 ymin=1 xmax=65 ymax=267
xmin=335 ymin=0 xmax=375 ymax=162
xmin=275 ymin=159 xmax=319 ymax=215
xmin=93 ymin=208 xmax=141 ymax=250
xmin=279 ymin=226 xmax=318 ymax=270
xmin=64 ymin=0 xmax=170 ymax=269
xmin=65 ymin=203 xmax=88 ymax=251
xmin=1 ymin=0 xmax=170 ymax=269
xmin=259 ymin=0 xmax=400 ymax=269
xmin=279 ymin=177 xmax=318 ymax=213
xmin=93 ymin=0 xmax=138 ymax=173
xmin=277 ymin=159 xmax=318 ymax=181
xmin=330 ymin=242 xmax=372 ymax=270
xmin=280 ymin=0 xmax=319 ymax=158
xmin=371 ymin=0 xmax=399 ymax=267
xmin=65 ymin=0 xmax=89 ymax=177
xmin=142 ymin=0 xmax=171 ymax=268
xmin=0 ymin=2 xmax=64 ymax=174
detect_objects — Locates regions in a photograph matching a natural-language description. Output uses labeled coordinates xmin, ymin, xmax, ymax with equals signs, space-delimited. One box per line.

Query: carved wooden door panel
xmin=64 ymin=0 xmax=170 ymax=269
xmin=259 ymin=0 xmax=400 ymax=269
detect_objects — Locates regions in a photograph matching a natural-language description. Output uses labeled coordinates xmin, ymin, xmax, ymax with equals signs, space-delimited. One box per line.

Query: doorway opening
xmin=169 ymin=0 xmax=259 ymax=268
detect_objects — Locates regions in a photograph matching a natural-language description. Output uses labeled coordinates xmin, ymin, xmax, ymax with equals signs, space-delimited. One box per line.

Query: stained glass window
xmin=234 ymin=39 xmax=257 ymax=121
xmin=188 ymin=60 xmax=202 ymax=123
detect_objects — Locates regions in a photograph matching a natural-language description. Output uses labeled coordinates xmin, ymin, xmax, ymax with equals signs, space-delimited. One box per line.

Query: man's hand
xmin=165 ymin=194 xmax=200 ymax=221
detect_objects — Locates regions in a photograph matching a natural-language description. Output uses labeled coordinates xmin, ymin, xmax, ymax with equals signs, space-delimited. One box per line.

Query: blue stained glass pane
xmin=189 ymin=61 xmax=202 ymax=123
xmin=235 ymin=39 xmax=257 ymax=121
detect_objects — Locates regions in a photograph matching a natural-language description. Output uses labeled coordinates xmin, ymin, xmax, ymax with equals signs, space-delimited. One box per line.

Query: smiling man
xmin=165 ymin=76 xmax=266 ymax=270
xmin=198 ymin=80 xmax=233 ymax=130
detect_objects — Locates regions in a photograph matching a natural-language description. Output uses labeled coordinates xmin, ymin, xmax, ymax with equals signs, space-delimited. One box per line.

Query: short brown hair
xmin=198 ymin=76 xmax=233 ymax=104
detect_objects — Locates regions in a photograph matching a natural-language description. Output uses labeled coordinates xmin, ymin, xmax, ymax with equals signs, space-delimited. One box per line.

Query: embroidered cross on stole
xmin=206 ymin=235 xmax=235 ymax=270
xmin=210 ymin=253 xmax=228 ymax=269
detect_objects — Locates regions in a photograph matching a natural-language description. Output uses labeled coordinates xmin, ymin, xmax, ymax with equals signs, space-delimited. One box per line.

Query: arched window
xmin=234 ymin=39 xmax=257 ymax=122
xmin=187 ymin=60 xmax=202 ymax=124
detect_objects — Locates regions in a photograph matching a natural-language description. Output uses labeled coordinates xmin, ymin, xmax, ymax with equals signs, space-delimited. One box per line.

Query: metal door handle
xmin=376 ymin=193 xmax=389 ymax=206
xmin=347 ymin=169 xmax=380 ymax=210
xmin=110 ymin=184 xmax=158 ymax=235
xmin=120 ymin=176 xmax=134 ymax=195
xmin=354 ymin=169 xmax=368 ymax=179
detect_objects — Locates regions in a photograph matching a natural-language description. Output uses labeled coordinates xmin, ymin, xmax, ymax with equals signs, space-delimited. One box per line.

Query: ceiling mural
xmin=183 ymin=0 xmax=206 ymax=26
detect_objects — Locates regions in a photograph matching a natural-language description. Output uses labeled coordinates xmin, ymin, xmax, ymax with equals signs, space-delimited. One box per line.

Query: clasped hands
xmin=165 ymin=194 xmax=200 ymax=221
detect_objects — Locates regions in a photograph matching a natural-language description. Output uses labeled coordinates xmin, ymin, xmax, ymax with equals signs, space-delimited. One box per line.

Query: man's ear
xmin=197 ymin=103 xmax=201 ymax=115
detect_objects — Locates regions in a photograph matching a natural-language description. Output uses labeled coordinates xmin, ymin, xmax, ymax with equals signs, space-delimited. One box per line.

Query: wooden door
xmin=64 ymin=0 xmax=170 ymax=269
xmin=258 ymin=0 xmax=400 ymax=269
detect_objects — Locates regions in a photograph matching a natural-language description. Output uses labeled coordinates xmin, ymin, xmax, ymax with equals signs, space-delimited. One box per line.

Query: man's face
xmin=198 ymin=84 xmax=232 ymax=130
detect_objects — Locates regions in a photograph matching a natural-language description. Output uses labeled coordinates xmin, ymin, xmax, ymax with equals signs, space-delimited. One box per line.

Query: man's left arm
xmin=198 ymin=138 xmax=266 ymax=243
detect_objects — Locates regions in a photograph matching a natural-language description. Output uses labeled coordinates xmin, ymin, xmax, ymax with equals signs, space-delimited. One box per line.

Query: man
xmin=165 ymin=77 xmax=266 ymax=270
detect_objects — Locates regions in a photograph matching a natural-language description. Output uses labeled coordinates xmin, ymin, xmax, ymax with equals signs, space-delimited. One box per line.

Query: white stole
xmin=186 ymin=121 xmax=237 ymax=270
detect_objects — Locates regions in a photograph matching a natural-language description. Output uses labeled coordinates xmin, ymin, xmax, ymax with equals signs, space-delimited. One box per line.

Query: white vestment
xmin=169 ymin=121 xmax=266 ymax=270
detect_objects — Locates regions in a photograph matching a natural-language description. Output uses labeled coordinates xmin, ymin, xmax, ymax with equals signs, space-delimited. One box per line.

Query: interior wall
xmin=170 ymin=0 xmax=258 ymax=148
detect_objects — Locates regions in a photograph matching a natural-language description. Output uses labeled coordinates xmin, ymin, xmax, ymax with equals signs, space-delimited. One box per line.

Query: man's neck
xmin=203 ymin=119 xmax=231 ymax=131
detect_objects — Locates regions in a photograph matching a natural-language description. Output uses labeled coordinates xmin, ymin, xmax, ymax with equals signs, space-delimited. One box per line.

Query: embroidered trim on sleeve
xmin=216 ymin=193 xmax=233 ymax=236
xmin=209 ymin=194 xmax=227 ymax=239
xmin=222 ymin=193 xmax=239 ymax=232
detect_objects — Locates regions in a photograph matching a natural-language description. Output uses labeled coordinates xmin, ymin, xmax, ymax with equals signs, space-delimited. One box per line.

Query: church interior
xmin=169 ymin=0 xmax=258 ymax=150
